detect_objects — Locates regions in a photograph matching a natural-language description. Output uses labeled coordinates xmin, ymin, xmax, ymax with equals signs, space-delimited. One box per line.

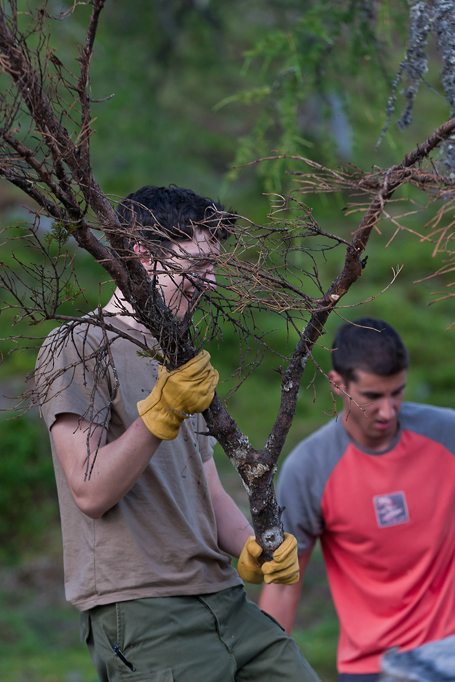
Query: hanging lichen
xmin=433 ymin=0 xmax=455 ymax=116
xmin=377 ymin=1 xmax=431 ymax=148
xmin=433 ymin=0 xmax=455 ymax=175
xmin=378 ymin=0 xmax=455 ymax=167
xmin=396 ymin=1 xmax=432 ymax=130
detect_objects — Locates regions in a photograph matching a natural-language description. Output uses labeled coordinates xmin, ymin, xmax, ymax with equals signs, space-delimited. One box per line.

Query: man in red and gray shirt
xmin=260 ymin=318 xmax=455 ymax=682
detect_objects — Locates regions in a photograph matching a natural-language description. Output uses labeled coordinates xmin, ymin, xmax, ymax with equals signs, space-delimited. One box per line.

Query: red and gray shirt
xmin=278 ymin=403 xmax=455 ymax=674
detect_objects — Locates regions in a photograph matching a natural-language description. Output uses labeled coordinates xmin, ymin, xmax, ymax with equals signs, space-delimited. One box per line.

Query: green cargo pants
xmin=80 ymin=585 xmax=320 ymax=682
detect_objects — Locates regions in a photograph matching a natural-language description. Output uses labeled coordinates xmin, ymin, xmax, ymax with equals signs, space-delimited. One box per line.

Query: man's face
xmin=137 ymin=227 xmax=219 ymax=318
xmin=328 ymin=368 xmax=407 ymax=451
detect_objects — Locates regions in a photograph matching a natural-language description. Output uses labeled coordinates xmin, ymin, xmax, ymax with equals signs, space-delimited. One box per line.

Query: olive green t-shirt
xmin=36 ymin=315 xmax=241 ymax=611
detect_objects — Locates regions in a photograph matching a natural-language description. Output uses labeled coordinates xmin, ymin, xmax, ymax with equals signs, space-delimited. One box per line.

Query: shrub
xmin=0 ymin=416 xmax=58 ymax=562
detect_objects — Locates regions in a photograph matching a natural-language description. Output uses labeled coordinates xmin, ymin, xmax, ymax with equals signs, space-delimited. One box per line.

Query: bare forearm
xmin=52 ymin=414 xmax=162 ymax=518
xmin=216 ymin=499 xmax=253 ymax=557
xmin=259 ymin=582 xmax=301 ymax=632
xmin=80 ymin=418 xmax=161 ymax=517
xmin=203 ymin=458 xmax=253 ymax=557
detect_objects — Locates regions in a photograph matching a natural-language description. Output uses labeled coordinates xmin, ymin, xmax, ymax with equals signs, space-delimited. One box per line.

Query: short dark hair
xmin=331 ymin=318 xmax=409 ymax=384
xmin=116 ymin=185 xmax=235 ymax=248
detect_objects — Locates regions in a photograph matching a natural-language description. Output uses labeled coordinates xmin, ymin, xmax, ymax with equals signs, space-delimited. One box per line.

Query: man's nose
xmin=378 ymin=397 xmax=395 ymax=420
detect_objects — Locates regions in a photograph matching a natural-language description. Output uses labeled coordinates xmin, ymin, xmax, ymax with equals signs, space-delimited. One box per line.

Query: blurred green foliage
xmin=0 ymin=582 xmax=97 ymax=681
xmin=0 ymin=416 xmax=58 ymax=562
xmin=224 ymin=1 xmax=410 ymax=189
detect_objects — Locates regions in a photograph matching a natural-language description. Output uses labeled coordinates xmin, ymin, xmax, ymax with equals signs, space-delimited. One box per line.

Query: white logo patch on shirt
xmin=373 ymin=491 xmax=409 ymax=528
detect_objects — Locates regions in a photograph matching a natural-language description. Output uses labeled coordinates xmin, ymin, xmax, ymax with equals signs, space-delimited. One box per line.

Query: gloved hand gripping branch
xmin=137 ymin=350 xmax=219 ymax=440
xmin=237 ymin=533 xmax=300 ymax=585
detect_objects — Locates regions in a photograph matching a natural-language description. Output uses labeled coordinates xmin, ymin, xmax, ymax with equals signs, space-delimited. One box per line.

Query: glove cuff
xmin=137 ymin=397 xmax=187 ymax=440
xmin=237 ymin=536 xmax=265 ymax=584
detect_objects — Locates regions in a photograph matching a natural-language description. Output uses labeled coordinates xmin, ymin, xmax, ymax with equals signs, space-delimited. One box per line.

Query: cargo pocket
xmin=111 ymin=641 xmax=173 ymax=682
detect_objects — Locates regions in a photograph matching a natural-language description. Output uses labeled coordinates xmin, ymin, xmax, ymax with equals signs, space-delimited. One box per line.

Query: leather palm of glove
xmin=137 ymin=350 xmax=218 ymax=440
xmin=237 ymin=533 xmax=299 ymax=585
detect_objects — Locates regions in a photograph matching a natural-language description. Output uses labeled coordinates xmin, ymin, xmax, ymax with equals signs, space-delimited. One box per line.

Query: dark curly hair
xmin=117 ymin=185 xmax=236 ymax=248
xmin=332 ymin=318 xmax=409 ymax=385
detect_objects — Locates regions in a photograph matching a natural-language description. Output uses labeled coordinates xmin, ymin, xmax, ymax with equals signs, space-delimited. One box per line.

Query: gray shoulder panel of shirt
xmin=277 ymin=418 xmax=351 ymax=551
xmin=399 ymin=402 xmax=455 ymax=457
xmin=279 ymin=418 xmax=351 ymax=505
xmin=282 ymin=417 xmax=350 ymax=474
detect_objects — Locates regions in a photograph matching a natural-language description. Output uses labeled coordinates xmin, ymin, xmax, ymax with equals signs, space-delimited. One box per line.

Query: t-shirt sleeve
xmin=278 ymin=443 xmax=326 ymax=555
xmin=36 ymin=326 xmax=113 ymax=431
xmin=196 ymin=413 xmax=216 ymax=462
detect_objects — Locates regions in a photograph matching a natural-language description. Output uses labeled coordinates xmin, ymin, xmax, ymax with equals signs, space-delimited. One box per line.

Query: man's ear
xmin=329 ymin=370 xmax=346 ymax=397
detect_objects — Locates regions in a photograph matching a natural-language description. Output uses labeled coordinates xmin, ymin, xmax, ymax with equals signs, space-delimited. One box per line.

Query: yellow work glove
xmin=137 ymin=350 xmax=218 ymax=440
xmin=237 ymin=533 xmax=300 ymax=585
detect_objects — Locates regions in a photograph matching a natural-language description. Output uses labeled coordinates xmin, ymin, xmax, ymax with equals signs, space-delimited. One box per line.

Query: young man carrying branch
xmin=36 ymin=185 xmax=320 ymax=682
